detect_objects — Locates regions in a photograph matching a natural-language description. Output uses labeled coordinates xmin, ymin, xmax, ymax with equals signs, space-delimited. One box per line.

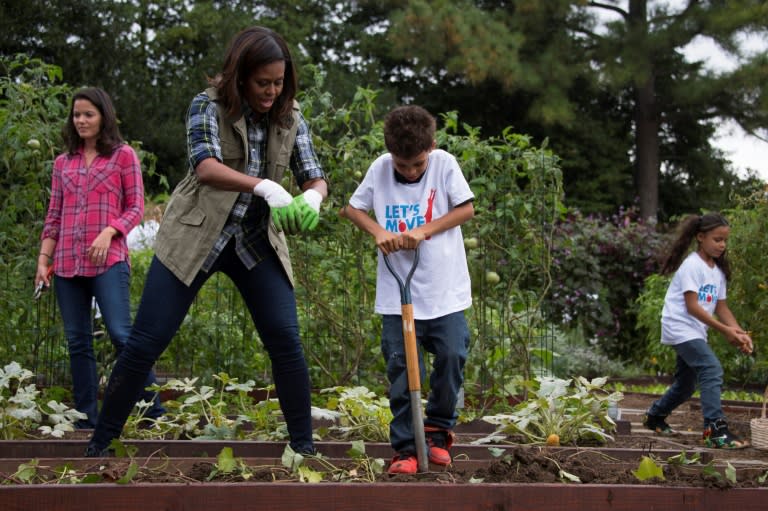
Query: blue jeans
xmin=381 ymin=310 xmax=469 ymax=454
xmin=647 ymin=338 xmax=724 ymax=427
xmin=55 ymin=262 xmax=165 ymax=428
xmin=89 ymin=238 xmax=314 ymax=452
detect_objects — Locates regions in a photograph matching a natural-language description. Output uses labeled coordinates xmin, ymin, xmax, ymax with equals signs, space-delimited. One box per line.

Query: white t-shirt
xmin=349 ymin=149 xmax=474 ymax=320
xmin=661 ymin=251 xmax=726 ymax=345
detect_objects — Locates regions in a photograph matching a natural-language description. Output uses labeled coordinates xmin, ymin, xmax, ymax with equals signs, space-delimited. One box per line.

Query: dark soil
xmin=14 ymin=393 xmax=768 ymax=488
xmin=384 ymin=391 xmax=768 ymax=488
xmin=435 ymin=392 xmax=768 ymax=488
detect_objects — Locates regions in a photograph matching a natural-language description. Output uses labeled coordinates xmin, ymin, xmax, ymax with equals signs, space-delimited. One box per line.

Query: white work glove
xmin=253 ymin=179 xmax=293 ymax=208
xmin=301 ymin=188 xmax=323 ymax=214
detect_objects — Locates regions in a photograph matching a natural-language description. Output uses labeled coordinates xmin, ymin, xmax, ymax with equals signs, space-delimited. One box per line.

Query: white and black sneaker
xmin=703 ymin=418 xmax=748 ymax=449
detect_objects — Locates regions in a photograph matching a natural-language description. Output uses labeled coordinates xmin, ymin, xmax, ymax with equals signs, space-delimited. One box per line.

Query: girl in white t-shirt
xmin=644 ymin=212 xmax=752 ymax=449
xmin=342 ymin=105 xmax=474 ymax=474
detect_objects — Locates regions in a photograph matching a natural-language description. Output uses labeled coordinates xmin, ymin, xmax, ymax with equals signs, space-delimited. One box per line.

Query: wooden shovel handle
xmin=401 ymin=303 xmax=420 ymax=392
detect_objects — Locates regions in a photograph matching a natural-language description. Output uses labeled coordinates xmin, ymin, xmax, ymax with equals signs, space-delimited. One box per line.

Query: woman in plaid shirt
xmin=85 ymin=26 xmax=328 ymax=457
xmin=36 ymin=87 xmax=165 ymax=429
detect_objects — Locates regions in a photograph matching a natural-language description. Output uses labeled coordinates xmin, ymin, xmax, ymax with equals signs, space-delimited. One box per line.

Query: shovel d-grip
xmin=383 ymin=247 xmax=428 ymax=472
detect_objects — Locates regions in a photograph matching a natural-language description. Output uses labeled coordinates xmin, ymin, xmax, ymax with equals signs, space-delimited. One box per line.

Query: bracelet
xmin=39 ymin=252 xmax=52 ymax=259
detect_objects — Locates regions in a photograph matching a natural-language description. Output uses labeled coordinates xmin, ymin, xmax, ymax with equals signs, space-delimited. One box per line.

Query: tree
xmin=0 ymin=0 xmax=335 ymax=187
xmin=3 ymin=1 xmax=765 ymax=215
xmin=593 ymin=0 xmax=767 ymax=219
xmin=374 ymin=0 xmax=768 ymax=219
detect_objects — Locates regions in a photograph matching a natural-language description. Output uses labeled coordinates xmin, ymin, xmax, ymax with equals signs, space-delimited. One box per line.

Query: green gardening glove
xmin=294 ymin=189 xmax=322 ymax=232
xmin=272 ymin=201 xmax=302 ymax=234
xmin=272 ymin=189 xmax=323 ymax=234
xmin=253 ymin=179 xmax=302 ymax=234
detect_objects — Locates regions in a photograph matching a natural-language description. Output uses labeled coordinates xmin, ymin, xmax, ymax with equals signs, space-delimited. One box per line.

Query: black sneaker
xmin=291 ymin=444 xmax=318 ymax=456
xmin=84 ymin=444 xmax=112 ymax=457
xmin=643 ymin=413 xmax=675 ymax=435
xmin=703 ymin=418 xmax=748 ymax=449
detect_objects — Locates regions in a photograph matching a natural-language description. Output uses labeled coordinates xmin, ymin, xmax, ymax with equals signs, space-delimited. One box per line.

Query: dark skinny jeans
xmin=89 ymin=239 xmax=313 ymax=452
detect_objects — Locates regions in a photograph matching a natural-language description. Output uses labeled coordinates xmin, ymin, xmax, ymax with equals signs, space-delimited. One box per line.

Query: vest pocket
xmin=179 ymin=207 xmax=205 ymax=226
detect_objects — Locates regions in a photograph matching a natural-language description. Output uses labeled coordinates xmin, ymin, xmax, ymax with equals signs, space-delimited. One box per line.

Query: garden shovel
xmin=383 ymin=247 xmax=428 ymax=472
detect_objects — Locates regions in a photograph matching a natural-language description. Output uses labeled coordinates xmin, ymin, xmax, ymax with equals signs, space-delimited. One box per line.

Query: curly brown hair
xmin=383 ymin=105 xmax=436 ymax=159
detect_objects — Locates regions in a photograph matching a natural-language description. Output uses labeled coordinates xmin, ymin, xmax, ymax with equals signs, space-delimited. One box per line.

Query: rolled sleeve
xmin=41 ymin=158 xmax=64 ymax=241
xmin=290 ymin=112 xmax=325 ymax=187
xmin=111 ymin=145 xmax=144 ymax=236
xmin=187 ymin=93 xmax=222 ymax=170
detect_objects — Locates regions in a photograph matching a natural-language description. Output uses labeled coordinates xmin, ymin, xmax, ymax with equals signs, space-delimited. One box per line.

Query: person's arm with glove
xmin=194 ymin=156 xmax=300 ymax=232
xmin=271 ymin=108 xmax=328 ymax=235
xmin=195 ymin=157 xmax=294 ymax=212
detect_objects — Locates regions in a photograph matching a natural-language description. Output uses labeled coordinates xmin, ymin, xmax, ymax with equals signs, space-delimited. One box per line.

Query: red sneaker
xmin=388 ymin=453 xmax=418 ymax=474
xmin=425 ymin=427 xmax=455 ymax=466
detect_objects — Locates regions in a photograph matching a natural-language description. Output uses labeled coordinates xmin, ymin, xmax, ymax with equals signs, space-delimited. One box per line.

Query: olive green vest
xmin=153 ymin=88 xmax=299 ymax=287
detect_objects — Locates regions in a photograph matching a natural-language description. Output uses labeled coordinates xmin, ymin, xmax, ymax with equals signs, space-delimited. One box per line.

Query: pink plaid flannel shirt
xmin=41 ymin=144 xmax=144 ymax=277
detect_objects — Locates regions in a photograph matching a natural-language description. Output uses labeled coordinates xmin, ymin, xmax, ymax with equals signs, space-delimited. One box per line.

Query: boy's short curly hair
xmin=384 ymin=105 xmax=436 ymax=159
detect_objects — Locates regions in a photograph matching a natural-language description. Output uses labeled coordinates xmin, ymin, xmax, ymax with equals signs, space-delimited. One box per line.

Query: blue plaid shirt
xmin=186 ymin=92 xmax=325 ymax=271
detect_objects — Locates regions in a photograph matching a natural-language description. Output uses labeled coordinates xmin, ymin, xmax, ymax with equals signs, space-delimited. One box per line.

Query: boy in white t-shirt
xmin=341 ymin=105 xmax=475 ymax=474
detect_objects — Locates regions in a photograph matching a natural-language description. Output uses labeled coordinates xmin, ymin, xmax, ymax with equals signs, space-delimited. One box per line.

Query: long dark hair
xmin=660 ymin=212 xmax=731 ymax=280
xmin=63 ymin=87 xmax=123 ymax=155
xmin=211 ymin=26 xmax=297 ymax=126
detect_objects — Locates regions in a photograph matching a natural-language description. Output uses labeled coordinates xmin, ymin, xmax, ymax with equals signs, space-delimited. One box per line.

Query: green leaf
xmin=298 ymin=465 xmax=323 ymax=483
xmin=633 ymin=456 xmax=665 ymax=481
xmin=666 ymin=450 xmax=700 ymax=465
xmin=116 ymin=462 xmax=139 ymax=484
xmin=281 ymin=444 xmax=305 ymax=473
xmin=216 ymin=447 xmax=237 ymax=474
xmin=12 ymin=460 xmax=38 ymax=483
xmin=488 ymin=447 xmax=506 ymax=458
xmin=701 ymin=463 xmax=722 ymax=479
xmin=109 ymin=439 xmax=135 ymax=458
xmin=347 ymin=439 xmax=366 ymax=459
xmin=80 ymin=474 xmax=102 ymax=484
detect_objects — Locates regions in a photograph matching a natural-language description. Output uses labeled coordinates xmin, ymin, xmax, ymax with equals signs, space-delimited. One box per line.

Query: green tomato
xmin=27 ymin=139 xmax=41 ymax=149
xmin=464 ymin=237 xmax=479 ymax=250
xmin=485 ymin=271 xmax=501 ymax=284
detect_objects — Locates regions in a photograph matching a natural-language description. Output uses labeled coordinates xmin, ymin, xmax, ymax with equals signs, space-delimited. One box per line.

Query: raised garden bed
xmin=1 ymin=439 xmax=766 ymax=511
xmin=1 ymin=392 xmax=767 ymax=510
xmin=3 ymin=480 xmax=767 ymax=511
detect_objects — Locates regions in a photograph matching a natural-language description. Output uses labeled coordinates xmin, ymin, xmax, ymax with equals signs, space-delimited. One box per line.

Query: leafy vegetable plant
xmin=124 ymin=373 xmax=289 ymax=442
xmin=473 ymin=376 xmax=622 ymax=446
xmin=0 ymin=361 xmax=84 ymax=439
xmin=633 ymin=456 xmax=665 ymax=481
xmin=315 ymin=386 xmax=392 ymax=442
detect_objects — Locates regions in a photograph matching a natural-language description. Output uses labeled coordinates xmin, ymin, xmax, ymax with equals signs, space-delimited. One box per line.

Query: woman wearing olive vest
xmin=86 ymin=26 xmax=328 ymax=456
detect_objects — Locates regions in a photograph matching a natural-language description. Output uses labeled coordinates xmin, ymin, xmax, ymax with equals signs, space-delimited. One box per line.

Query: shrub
xmin=545 ymin=206 xmax=665 ymax=364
